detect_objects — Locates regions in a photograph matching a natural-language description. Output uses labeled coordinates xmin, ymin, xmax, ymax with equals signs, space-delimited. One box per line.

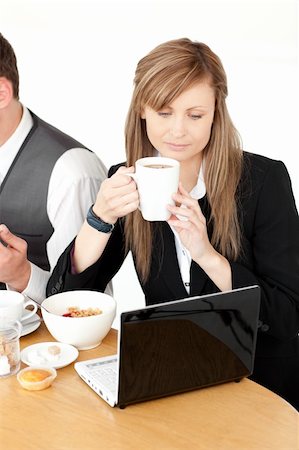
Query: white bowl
xmin=41 ymin=291 xmax=116 ymax=350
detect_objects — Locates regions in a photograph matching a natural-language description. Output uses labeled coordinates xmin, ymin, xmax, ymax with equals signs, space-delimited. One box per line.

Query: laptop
xmin=74 ymin=285 xmax=260 ymax=408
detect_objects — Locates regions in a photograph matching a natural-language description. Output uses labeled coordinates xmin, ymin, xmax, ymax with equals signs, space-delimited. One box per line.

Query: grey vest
xmin=0 ymin=111 xmax=89 ymax=289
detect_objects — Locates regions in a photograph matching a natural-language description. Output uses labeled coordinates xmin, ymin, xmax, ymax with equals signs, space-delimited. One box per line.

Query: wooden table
xmin=1 ymin=322 xmax=298 ymax=450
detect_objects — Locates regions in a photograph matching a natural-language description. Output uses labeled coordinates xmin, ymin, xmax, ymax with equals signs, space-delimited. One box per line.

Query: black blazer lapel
xmin=190 ymin=260 xmax=210 ymax=296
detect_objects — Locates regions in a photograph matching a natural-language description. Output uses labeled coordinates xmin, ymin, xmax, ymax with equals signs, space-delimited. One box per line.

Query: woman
xmin=47 ymin=38 xmax=299 ymax=410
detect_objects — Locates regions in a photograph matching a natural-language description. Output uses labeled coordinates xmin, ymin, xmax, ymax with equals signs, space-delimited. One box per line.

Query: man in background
xmin=0 ymin=32 xmax=110 ymax=303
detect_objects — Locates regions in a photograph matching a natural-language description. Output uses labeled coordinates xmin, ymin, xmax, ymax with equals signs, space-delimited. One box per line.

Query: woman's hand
xmin=93 ymin=166 xmax=139 ymax=224
xmin=167 ymin=183 xmax=232 ymax=291
xmin=73 ymin=166 xmax=139 ymax=274
xmin=167 ymin=183 xmax=214 ymax=263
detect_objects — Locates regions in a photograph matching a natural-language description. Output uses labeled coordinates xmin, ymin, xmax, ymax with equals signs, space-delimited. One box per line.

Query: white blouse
xmin=170 ymin=162 xmax=206 ymax=294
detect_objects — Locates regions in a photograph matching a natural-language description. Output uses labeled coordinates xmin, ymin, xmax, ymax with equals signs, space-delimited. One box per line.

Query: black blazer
xmin=47 ymin=152 xmax=299 ymax=405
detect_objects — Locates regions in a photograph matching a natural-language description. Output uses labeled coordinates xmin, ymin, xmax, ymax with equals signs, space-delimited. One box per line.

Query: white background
xmin=1 ymin=0 xmax=298 ymax=328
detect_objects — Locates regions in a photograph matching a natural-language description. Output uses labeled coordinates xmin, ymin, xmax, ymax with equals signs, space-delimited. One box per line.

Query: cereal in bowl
xmin=62 ymin=306 xmax=102 ymax=318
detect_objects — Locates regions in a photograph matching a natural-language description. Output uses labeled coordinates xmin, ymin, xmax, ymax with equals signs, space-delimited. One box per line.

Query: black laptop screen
xmin=118 ymin=286 xmax=260 ymax=408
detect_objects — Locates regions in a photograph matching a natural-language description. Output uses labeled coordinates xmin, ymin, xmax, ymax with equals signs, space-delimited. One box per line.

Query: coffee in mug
xmin=127 ymin=156 xmax=180 ymax=221
xmin=143 ymin=164 xmax=173 ymax=169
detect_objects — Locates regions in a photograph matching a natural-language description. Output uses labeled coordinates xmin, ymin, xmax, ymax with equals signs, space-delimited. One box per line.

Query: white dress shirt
xmin=0 ymin=106 xmax=110 ymax=303
xmin=170 ymin=162 xmax=206 ymax=295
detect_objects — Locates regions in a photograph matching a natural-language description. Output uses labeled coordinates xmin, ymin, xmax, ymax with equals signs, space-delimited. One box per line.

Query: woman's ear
xmin=0 ymin=77 xmax=14 ymax=109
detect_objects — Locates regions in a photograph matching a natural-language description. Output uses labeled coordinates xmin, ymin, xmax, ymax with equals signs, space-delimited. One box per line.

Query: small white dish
xmin=21 ymin=313 xmax=41 ymax=337
xmin=21 ymin=342 xmax=79 ymax=369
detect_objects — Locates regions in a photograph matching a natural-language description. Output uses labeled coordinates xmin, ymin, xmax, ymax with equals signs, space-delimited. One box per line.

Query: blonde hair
xmin=125 ymin=38 xmax=243 ymax=281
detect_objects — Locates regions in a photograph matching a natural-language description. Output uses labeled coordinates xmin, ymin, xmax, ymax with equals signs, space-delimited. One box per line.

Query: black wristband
xmin=86 ymin=205 xmax=115 ymax=234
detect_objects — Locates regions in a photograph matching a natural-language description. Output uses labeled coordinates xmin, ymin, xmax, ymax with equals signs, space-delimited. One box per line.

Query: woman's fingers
xmin=167 ymin=217 xmax=192 ymax=229
xmin=106 ymin=166 xmax=135 ymax=188
xmin=170 ymin=192 xmax=206 ymax=225
xmin=109 ymin=189 xmax=139 ymax=211
xmin=93 ymin=166 xmax=139 ymax=222
xmin=100 ymin=167 xmax=137 ymax=200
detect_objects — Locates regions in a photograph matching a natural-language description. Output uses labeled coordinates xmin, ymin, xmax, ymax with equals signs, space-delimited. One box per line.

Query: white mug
xmin=0 ymin=291 xmax=38 ymax=324
xmin=127 ymin=157 xmax=180 ymax=221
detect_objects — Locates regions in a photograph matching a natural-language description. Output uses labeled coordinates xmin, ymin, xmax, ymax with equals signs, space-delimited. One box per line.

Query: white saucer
xmin=21 ymin=342 xmax=79 ymax=369
xmin=21 ymin=313 xmax=41 ymax=337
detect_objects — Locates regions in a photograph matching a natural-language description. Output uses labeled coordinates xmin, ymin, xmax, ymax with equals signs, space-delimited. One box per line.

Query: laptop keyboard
xmin=86 ymin=359 xmax=118 ymax=394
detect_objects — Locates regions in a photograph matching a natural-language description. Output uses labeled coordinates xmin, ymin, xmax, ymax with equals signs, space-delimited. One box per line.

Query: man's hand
xmin=0 ymin=224 xmax=31 ymax=292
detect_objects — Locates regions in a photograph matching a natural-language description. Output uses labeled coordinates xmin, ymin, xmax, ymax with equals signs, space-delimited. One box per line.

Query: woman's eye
xmin=158 ymin=112 xmax=171 ymax=117
xmin=190 ymin=114 xmax=202 ymax=120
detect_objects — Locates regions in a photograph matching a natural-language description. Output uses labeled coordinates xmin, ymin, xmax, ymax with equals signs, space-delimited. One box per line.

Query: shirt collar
xmin=189 ymin=159 xmax=206 ymax=200
xmin=0 ymin=106 xmax=33 ymax=184
xmin=0 ymin=105 xmax=33 ymax=156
